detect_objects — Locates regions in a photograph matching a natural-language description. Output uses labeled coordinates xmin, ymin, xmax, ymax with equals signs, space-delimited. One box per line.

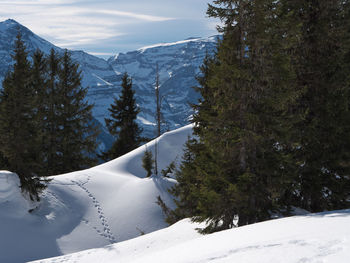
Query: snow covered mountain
xmin=106 ymin=37 xmax=217 ymax=138
xmin=0 ymin=124 xmax=193 ymax=263
xmin=0 ymin=19 xmax=218 ymax=144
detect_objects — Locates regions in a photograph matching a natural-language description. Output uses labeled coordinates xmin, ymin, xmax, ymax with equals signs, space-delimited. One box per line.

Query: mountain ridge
xmin=0 ymin=19 xmax=218 ymax=145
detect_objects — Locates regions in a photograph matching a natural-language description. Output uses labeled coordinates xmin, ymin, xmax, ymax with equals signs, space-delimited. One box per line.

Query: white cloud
xmin=0 ymin=0 xmax=173 ymax=48
xmin=0 ymin=0 xmax=217 ymax=56
xmin=94 ymin=9 xmax=173 ymax=22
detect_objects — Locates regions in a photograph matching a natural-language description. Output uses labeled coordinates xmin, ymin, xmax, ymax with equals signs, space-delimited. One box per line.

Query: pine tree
xmin=30 ymin=49 xmax=48 ymax=177
xmin=0 ymin=32 xmax=45 ymax=200
xmin=168 ymin=137 xmax=204 ymax=223
xmin=0 ymin=152 xmax=8 ymax=169
xmin=45 ymin=48 xmax=61 ymax=175
xmin=142 ymin=148 xmax=154 ymax=177
xmin=172 ymin=0 xmax=299 ymax=232
xmin=287 ymin=0 xmax=350 ymax=211
xmin=55 ymin=50 xmax=99 ymax=172
xmin=101 ymin=72 xmax=142 ymax=160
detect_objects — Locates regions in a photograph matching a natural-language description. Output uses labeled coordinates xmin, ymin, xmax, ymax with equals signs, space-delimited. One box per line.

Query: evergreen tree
xmin=30 ymin=49 xmax=48 ymax=177
xmin=168 ymin=137 xmax=204 ymax=223
xmin=101 ymin=73 xmax=142 ymax=160
xmin=0 ymin=40 xmax=99 ymax=198
xmin=142 ymin=148 xmax=154 ymax=177
xmin=172 ymin=0 xmax=299 ymax=232
xmin=287 ymin=0 xmax=350 ymax=211
xmin=0 ymin=32 xmax=45 ymax=200
xmin=55 ymin=50 xmax=99 ymax=173
xmin=0 ymin=152 xmax=8 ymax=169
xmin=45 ymin=48 xmax=61 ymax=175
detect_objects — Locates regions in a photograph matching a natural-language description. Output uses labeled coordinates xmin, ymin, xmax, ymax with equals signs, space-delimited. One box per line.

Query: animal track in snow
xmin=71 ymin=175 xmax=116 ymax=244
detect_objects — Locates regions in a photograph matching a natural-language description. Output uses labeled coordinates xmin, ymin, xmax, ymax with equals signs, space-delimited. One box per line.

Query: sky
xmin=0 ymin=0 xmax=219 ymax=59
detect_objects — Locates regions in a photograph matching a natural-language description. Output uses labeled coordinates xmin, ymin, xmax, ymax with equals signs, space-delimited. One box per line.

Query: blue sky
xmin=0 ymin=0 xmax=218 ymax=58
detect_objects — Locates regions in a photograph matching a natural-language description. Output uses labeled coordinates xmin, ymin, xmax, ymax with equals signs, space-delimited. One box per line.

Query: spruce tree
xmin=287 ymin=0 xmax=350 ymax=211
xmin=45 ymin=49 xmax=61 ymax=175
xmin=0 ymin=32 xmax=45 ymax=200
xmin=142 ymin=148 xmax=154 ymax=177
xmin=172 ymin=0 xmax=299 ymax=231
xmin=38 ymin=49 xmax=98 ymax=175
xmin=168 ymin=137 xmax=204 ymax=222
xmin=56 ymin=50 xmax=99 ymax=173
xmin=101 ymin=73 xmax=142 ymax=160
xmin=30 ymin=49 xmax=48 ymax=177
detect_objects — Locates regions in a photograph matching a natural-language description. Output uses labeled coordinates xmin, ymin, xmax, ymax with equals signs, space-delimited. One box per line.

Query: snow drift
xmin=0 ymin=125 xmax=193 ymax=263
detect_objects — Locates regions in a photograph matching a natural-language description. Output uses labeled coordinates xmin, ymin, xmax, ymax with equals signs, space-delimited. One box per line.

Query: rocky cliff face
xmin=0 ymin=19 xmax=218 ymax=148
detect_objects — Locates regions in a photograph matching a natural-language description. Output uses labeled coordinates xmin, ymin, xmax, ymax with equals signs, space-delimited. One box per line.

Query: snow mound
xmin=31 ymin=210 xmax=350 ymax=263
xmin=0 ymin=171 xmax=32 ymax=217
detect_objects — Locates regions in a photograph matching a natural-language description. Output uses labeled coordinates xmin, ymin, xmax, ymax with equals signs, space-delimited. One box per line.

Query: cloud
xmin=94 ymin=9 xmax=173 ymax=22
xmin=0 ymin=0 xmax=218 ymax=57
xmin=0 ymin=0 xmax=174 ymax=48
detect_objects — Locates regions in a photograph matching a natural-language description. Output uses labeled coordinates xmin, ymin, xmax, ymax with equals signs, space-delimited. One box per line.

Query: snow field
xmin=31 ymin=210 xmax=350 ymax=263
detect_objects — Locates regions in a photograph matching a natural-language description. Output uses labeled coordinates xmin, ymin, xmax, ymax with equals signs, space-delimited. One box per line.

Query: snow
xmin=31 ymin=210 xmax=350 ymax=263
xmin=91 ymin=73 xmax=113 ymax=86
xmin=1 ymin=125 xmax=350 ymax=263
xmin=138 ymin=36 xmax=217 ymax=53
xmin=0 ymin=171 xmax=35 ymax=217
xmin=0 ymin=125 xmax=193 ymax=263
xmin=137 ymin=116 xmax=156 ymax=126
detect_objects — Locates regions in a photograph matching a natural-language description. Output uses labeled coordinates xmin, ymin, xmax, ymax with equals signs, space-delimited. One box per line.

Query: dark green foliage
xmin=161 ymin=160 xmax=176 ymax=177
xmin=0 ymin=152 xmax=8 ymax=169
xmin=170 ymin=0 xmax=350 ymax=233
xmin=45 ymin=49 xmax=61 ymax=175
xmin=35 ymin=49 xmax=99 ymax=175
xmin=0 ymin=32 xmax=46 ymax=200
xmin=286 ymin=0 xmax=350 ymax=211
xmin=0 ymin=37 xmax=98 ymax=200
xmin=55 ymin=50 xmax=99 ymax=173
xmin=156 ymin=195 xmax=177 ymax=224
xmin=205 ymin=0 xmax=297 ymax=229
xmin=167 ymin=137 xmax=204 ymax=224
xmin=100 ymin=73 xmax=142 ymax=161
xmin=30 ymin=49 xmax=48 ymax=176
xmin=142 ymin=148 xmax=154 ymax=177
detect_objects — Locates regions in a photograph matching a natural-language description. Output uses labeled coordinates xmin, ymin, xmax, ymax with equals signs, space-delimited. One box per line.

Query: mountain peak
xmin=0 ymin=19 xmax=29 ymax=34
xmin=1 ymin=18 xmax=21 ymax=28
xmin=4 ymin=18 xmax=19 ymax=24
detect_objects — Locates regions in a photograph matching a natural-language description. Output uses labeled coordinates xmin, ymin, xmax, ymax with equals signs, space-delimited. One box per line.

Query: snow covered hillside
xmin=0 ymin=125 xmax=193 ymax=263
xmin=31 ymin=209 xmax=350 ymax=263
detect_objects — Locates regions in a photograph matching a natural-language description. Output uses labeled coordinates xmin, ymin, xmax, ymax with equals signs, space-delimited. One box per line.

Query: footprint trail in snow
xmin=71 ymin=175 xmax=116 ymax=244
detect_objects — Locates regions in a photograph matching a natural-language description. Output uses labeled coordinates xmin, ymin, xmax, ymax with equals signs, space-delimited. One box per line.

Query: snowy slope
xmin=31 ymin=209 xmax=350 ymax=263
xmin=0 ymin=125 xmax=193 ymax=263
